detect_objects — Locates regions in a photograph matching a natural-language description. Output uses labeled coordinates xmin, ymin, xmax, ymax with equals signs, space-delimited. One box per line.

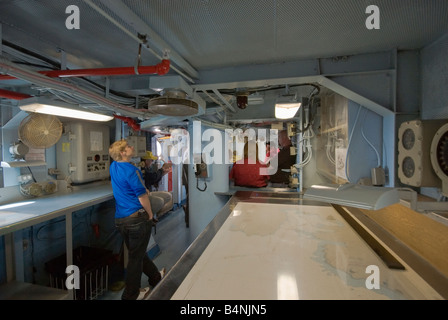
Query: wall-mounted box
xmin=56 ymin=122 xmax=110 ymax=184
xmin=127 ymin=136 xmax=147 ymax=158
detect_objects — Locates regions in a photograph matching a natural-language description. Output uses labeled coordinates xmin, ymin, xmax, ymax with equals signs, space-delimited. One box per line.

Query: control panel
xmin=56 ymin=122 xmax=110 ymax=184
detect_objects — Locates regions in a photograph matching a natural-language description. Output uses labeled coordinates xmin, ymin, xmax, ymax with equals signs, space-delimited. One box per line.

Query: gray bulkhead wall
xmin=187 ymin=121 xmax=230 ymax=240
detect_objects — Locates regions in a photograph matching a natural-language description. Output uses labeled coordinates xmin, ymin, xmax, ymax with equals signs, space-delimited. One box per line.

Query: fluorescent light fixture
xmin=303 ymin=183 xmax=400 ymax=210
xmin=1 ymin=160 xmax=46 ymax=168
xmin=18 ymin=97 xmax=114 ymax=122
xmin=275 ymin=94 xmax=301 ymax=119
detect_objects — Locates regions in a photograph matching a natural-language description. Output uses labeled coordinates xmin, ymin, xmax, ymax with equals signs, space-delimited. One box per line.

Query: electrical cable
xmin=2 ymin=40 xmax=144 ymax=110
xmin=27 ymin=166 xmax=37 ymax=182
xmin=361 ymin=109 xmax=381 ymax=167
xmin=196 ymin=178 xmax=207 ymax=192
xmin=294 ymin=124 xmax=315 ymax=169
xmin=326 ymin=132 xmax=336 ymax=165
xmin=345 ymin=105 xmax=362 ymax=183
xmin=2 ymin=39 xmax=61 ymax=69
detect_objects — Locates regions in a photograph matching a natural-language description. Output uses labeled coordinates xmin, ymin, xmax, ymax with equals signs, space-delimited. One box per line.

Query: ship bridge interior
xmin=1 ymin=0 xmax=448 ymax=302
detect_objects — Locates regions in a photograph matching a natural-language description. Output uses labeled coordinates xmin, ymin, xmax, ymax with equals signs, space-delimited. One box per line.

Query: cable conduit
xmin=0 ymin=56 xmax=161 ymax=119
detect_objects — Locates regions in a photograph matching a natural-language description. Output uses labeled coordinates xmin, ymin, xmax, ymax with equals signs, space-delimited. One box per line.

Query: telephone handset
xmin=195 ymin=162 xmax=208 ymax=178
xmin=193 ymin=153 xmax=208 ymax=179
xmin=193 ymin=154 xmax=208 ymax=192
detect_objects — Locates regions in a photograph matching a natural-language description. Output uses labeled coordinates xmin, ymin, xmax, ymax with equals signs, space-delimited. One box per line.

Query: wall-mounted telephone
xmin=195 ymin=162 xmax=208 ymax=178
xmin=193 ymin=153 xmax=208 ymax=178
xmin=193 ymin=153 xmax=208 ymax=191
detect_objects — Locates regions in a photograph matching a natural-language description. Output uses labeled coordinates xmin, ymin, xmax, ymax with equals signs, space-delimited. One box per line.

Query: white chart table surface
xmin=172 ymin=202 xmax=442 ymax=300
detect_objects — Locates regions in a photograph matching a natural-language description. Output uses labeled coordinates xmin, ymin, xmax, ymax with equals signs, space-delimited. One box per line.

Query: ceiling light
xmin=303 ymin=183 xmax=400 ymax=210
xmin=275 ymin=94 xmax=301 ymax=120
xmin=18 ymin=97 xmax=114 ymax=122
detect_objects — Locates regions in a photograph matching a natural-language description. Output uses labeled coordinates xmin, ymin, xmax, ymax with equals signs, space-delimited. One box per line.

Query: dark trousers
xmin=115 ymin=210 xmax=161 ymax=300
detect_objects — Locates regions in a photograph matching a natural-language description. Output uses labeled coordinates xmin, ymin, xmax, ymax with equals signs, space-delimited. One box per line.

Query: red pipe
xmin=114 ymin=115 xmax=141 ymax=131
xmin=0 ymin=88 xmax=33 ymax=100
xmin=0 ymin=59 xmax=171 ymax=80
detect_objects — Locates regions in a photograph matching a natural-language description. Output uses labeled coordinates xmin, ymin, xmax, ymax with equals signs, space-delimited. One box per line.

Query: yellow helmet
xmin=142 ymin=151 xmax=158 ymax=160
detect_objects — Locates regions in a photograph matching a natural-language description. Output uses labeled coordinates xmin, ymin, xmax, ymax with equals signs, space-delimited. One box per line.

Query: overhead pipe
xmin=0 ymin=56 xmax=155 ymax=119
xmin=0 ymin=88 xmax=33 ymax=100
xmin=0 ymin=59 xmax=170 ymax=80
xmin=84 ymin=0 xmax=197 ymax=83
xmin=114 ymin=115 xmax=141 ymax=131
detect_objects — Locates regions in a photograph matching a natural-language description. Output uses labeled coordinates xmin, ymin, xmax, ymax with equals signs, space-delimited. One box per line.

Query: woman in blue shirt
xmin=109 ymin=139 xmax=164 ymax=300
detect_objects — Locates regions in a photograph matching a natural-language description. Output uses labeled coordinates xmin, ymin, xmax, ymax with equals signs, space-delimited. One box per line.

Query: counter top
xmin=0 ymin=182 xmax=113 ymax=236
xmin=0 ymin=281 xmax=71 ymax=300
xmin=0 ymin=182 xmax=114 ymax=300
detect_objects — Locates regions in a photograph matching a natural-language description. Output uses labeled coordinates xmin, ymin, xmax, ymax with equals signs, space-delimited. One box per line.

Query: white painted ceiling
xmin=1 ymin=0 xmax=448 ymax=127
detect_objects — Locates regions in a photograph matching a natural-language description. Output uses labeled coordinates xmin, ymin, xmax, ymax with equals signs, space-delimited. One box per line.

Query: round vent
xmin=433 ymin=130 xmax=448 ymax=176
xmin=431 ymin=123 xmax=448 ymax=196
xmin=398 ymin=120 xmax=445 ymax=187
xmin=18 ymin=113 xmax=63 ymax=149
xmin=148 ymin=90 xmax=198 ymax=116
xmin=402 ymin=156 xmax=415 ymax=178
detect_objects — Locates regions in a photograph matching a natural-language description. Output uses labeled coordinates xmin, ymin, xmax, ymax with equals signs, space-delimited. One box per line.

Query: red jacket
xmin=229 ymin=160 xmax=269 ymax=188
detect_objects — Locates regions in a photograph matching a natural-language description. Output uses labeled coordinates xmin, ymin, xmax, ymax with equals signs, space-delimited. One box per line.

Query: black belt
xmin=115 ymin=209 xmax=158 ymax=233
xmin=115 ymin=209 xmax=148 ymax=222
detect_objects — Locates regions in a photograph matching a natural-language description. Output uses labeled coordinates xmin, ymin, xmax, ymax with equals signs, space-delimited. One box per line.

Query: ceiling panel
xmin=1 ymin=0 xmax=448 ymax=70
xmin=1 ymin=0 xmax=448 ymax=124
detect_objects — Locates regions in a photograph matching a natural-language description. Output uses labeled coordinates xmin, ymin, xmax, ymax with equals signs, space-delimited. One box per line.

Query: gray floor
xmin=99 ymin=206 xmax=194 ymax=300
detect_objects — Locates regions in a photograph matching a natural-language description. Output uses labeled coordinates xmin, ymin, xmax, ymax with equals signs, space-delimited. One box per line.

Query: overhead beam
xmin=212 ymin=89 xmax=237 ymax=113
xmin=318 ymin=77 xmax=394 ymax=117
xmin=191 ymin=51 xmax=397 ymax=117
xmin=194 ymin=51 xmax=394 ymax=90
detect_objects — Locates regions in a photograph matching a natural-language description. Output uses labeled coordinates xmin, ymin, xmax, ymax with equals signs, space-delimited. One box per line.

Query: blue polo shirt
xmin=110 ymin=161 xmax=147 ymax=218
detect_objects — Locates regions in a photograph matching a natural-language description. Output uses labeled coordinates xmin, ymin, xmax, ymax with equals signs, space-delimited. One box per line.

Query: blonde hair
xmin=243 ymin=140 xmax=259 ymax=163
xmin=109 ymin=139 xmax=128 ymax=161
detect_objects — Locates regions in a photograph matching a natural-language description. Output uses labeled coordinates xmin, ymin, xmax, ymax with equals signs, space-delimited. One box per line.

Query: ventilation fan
xmin=397 ymin=120 xmax=445 ymax=187
xmin=430 ymin=122 xmax=448 ymax=196
xmin=148 ymin=89 xmax=198 ymax=116
xmin=18 ymin=113 xmax=63 ymax=149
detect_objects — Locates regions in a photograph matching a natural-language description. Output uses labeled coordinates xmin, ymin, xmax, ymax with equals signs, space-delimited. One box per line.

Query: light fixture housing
xmin=18 ymin=97 xmax=114 ymax=122
xmin=275 ymin=94 xmax=301 ymax=119
xmin=303 ymin=183 xmax=400 ymax=210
